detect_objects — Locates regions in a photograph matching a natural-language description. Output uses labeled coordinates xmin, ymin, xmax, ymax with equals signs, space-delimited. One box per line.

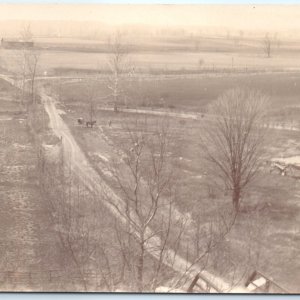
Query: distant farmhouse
xmin=1 ymin=38 xmax=34 ymax=49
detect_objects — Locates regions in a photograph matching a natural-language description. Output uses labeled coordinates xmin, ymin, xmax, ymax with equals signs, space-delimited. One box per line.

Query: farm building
xmin=1 ymin=38 xmax=34 ymax=49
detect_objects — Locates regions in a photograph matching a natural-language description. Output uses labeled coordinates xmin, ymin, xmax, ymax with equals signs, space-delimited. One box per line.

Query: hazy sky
xmin=0 ymin=4 xmax=299 ymax=31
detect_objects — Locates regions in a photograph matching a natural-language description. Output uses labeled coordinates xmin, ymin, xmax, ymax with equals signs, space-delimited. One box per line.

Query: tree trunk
xmin=232 ymin=187 xmax=240 ymax=212
xmin=90 ymin=102 xmax=93 ymax=123
xmin=31 ymin=79 xmax=34 ymax=104
xmin=137 ymin=241 xmax=144 ymax=292
xmin=113 ymin=75 xmax=118 ymax=112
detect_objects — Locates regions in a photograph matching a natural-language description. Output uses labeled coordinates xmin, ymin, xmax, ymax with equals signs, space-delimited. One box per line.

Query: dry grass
xmin=0 ymin=79 xmax=68 ymax=291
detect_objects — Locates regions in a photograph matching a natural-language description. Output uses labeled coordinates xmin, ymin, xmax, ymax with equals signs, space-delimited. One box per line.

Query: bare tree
xmin=198 ymin=58 xmax=205 ymax=72
xmin=96 ymin=115 xmax=254 ymax=292
xmin=20 ymin=23 xmax=33 ymax=42
xmin=263 ymin=34 xmax=272 ymax=58
xmin=107 ymin=32 xmax=128 ymax=112
xmin=84 ymin=78 xmax=98 ymax=126
xmin=26 ymin=50 xmax=40 ymax=104
xmin=108 ymin=117 xmax=183 ymax=291
xmin=38 ymin=144 xmax=99 ymax=291
xmin=200 ymin=88 xmax=269 ymax=212
xmin=19 ymin=24 xmax=32 ymax=104
xmin=273 ymin=32 xmax=281 ymax=49
xmin=239 ymin=30 xmax=244 ymax=40
xmin=15 ymin=49 xmax=27 ymax=105
xmin=35 ymin=114 xmax=258 ymax=292
xmin=17 ymin=23 xmax=40 ymax=105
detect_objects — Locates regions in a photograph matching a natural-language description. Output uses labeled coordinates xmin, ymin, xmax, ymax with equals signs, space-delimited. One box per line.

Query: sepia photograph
xmin=0 ymin=3 xmax=298 ymax=293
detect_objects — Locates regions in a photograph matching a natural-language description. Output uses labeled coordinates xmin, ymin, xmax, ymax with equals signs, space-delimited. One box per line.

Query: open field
xmin=4 ymin=34 xmax=300 ymax=76
xmin=54 ymin=72 xmax=300 ymax=121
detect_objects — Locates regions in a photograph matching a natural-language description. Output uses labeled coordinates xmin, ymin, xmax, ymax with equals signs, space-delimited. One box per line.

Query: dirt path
xmin=41 ymin=88 xmax=248 ymax=293
xmin=96 ymin=106 xmax=300 ymax=133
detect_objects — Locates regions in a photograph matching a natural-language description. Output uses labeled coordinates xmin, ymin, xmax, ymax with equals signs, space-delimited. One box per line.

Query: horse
xmin=86 ymin=120 xmax=97 ymax=128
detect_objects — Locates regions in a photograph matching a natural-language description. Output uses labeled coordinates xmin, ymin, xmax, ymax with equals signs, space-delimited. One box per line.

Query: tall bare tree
xmin=38 ymin=144 xmax=98 ymax=291
xmin=200 ymin=88 xmax=269 ymax=212
xmin=98 ymin=115 xmax=254 ymax=292
xmin=15 ymin=49 xmax=27 ymax=105
xmin=109 ymin=117 xmax=183 ymax=291
xmin=18 ymin=23 xmax=40 ymax=105
xmin=84 ymin=78 xmax=98 ymax=125
xmin=20 ymin=23 xmax=33 ymax=41
xmin=18 ymin=24 xmax=31 ymax=104
xmin=26 ymin=50 xmax=40 ymax=104
xmin=262 ymin=33 xmax=272 ymax=58
xmin=107 ymin=32 xmax=128 ymax=112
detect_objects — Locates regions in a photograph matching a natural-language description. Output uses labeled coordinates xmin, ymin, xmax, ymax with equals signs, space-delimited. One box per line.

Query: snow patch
xmin=95 ymin=153 xmax=109 ymax=162
xmin=102 ymin=168 xmax=113 ymax=178
xmin=271 ymin=124 xmax=299 ymax=131
xmin=13 ymin=143 xmax=31 ymax=150
xmin=43 ymin=143 xmax=61 ymax=162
